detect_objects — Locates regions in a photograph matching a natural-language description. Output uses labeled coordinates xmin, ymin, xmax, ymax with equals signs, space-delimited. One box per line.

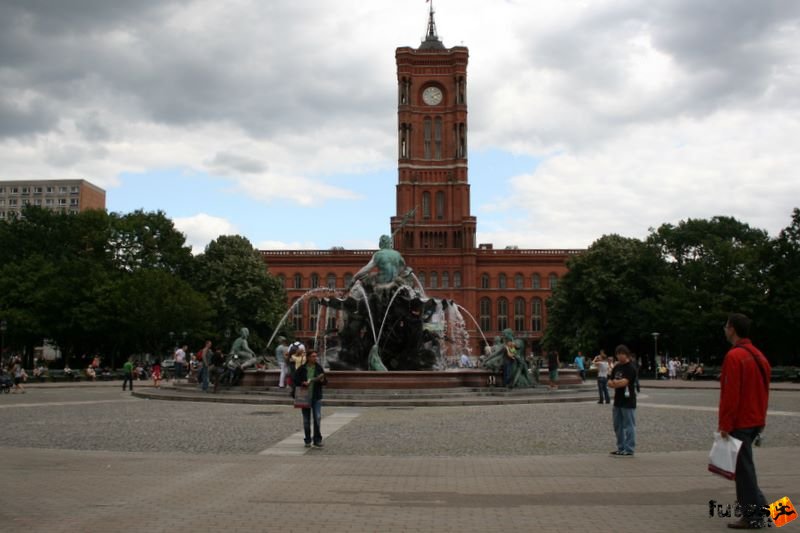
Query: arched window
xmin=498 ymin=273 xmax=507 ymax=289
xmin=549 ymin=273 xmax=558 ymax=290
xmin=326 ymin=307 xmax=338 ymax=331
xmin=422 ymin=191 xmax=431 ymax=219
xmin=531 ymin=298 xmax=543 ymax=332
xmin=435 ymin=191 xmax=445 ymax=220
xmin=424 ymin=117 xmax=432 ymax=159
xmin=292 ymin=299 xmax=303 ymax=330
xmin=310 ymin=273 xmax=319 ymax=289
xmin=497 ymin=298 xmax=508 ymax=331
xmin=441 ymin=271 xmax=449 ymax=289
xmin=418 ymin=271 xmax=426 ymax=288
xmin=480 ymin=298 xmax=491 ymax=332
xmin=454 ymin=272 xmax=462 ymax=288
xmin=514 ymin=297 xmax=526 ymax=332
xmin=293 ymin=273 xmax=302 ymax=289
xmin=430 ymin=271 xmax=438 ymax=289
xmin=344 ymin=272 xmax=353 ymax=287
xmin=532 ymin=273 xmax=541 ymax=289
xmin=434 ymin=117 xmax=442 ymax=159
xmin=327 ymin=273 xmax=336 ymax=289
xmin=481 ymin=273 xmax=490 ymax=289
xmin=515 ymin=273 xmax=524 ymax=289
xmin=277 ymin=274 xmax=286 ymax=288
xmin=309 ymin=298 xmax=319 ymax=331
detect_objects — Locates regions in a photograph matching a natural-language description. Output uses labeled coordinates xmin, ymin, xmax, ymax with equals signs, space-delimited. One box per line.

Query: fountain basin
xmin=240 ymin=368 xmax=583 ymax=389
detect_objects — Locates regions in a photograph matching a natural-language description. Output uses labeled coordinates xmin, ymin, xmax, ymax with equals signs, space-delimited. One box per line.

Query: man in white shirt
xmin=174 ymin=345 xmax=187 ymax=384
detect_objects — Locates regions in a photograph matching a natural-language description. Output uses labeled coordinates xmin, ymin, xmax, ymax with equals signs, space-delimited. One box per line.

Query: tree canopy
xmin=544 ymin=211 xmax=798 ymax=366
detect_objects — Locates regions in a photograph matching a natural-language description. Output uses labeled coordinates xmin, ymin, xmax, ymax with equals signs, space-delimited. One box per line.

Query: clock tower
xmin=390 ymin=6 xmax=476 ymax=254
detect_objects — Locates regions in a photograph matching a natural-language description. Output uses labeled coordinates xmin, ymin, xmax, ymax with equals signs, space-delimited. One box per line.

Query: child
xmin=151 ymin=358 xmax=162 ymax=388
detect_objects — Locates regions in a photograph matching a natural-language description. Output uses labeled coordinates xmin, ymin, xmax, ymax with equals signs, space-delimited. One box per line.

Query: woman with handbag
xmin=293 ymin=350 xmax=327 ymax=448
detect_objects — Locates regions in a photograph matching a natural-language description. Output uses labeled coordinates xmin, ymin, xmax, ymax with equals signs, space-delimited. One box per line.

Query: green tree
xmin=761 ymin=208 xmax=800 ymax=364
xmin=647 ymin=216 xmax=771 ymax=363
xmin=543 ymin=234 xmax=666 ymax=357
xmin=191 ymin=235 xmax=286 ymax=352
xmin=108 ymin=210 xmax=193 ymax=275
xmin=106 ymin=269 xmax=213 ymax=359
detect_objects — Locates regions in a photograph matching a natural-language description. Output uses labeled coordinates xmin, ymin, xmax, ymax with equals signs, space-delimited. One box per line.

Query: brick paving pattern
xmin=0 ymin=380 xmax=797 ymax=532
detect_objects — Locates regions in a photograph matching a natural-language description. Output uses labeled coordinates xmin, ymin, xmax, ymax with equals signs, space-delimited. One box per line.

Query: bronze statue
xmin=229 ymin=327 xmax=258 ymax=369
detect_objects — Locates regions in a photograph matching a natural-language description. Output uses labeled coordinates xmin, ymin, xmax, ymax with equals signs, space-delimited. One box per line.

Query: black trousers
xmin=122 ymin=372 xmax=133 ymax=391
xmin=730 ymin=427 xmax=768 ymax=519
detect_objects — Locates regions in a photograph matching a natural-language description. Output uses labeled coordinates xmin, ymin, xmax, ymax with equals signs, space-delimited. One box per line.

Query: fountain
xmin=237 ymin=235 xmax=582 ymax=390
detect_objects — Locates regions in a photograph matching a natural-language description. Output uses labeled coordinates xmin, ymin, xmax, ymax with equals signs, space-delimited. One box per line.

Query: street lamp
xmin=651 ymin=332 xmax=660 ymax=379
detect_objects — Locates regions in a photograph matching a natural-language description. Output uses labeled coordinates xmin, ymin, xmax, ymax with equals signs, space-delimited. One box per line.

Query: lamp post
xmin=0 ymin=320 xmax=7 ymax=362
xmin=651 ymin=332 xmax=660 ymax=379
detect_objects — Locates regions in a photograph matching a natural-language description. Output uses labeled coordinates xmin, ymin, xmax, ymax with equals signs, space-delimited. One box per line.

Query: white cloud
xmin=173 ymin=213 xmax=239 ymax=254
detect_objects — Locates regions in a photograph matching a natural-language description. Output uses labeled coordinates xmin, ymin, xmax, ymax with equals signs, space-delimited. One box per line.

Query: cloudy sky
xmin=2 ymin=0 xmax=799 ymax=253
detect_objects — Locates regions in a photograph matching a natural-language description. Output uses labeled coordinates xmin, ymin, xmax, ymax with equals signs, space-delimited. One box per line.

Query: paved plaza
xmin=1 ymin=381 xmax=798 ymax=532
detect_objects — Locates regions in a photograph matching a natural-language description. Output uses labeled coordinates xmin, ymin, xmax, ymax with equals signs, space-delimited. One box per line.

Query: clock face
xmin=422 ymin=86 xmax=443 ymax=105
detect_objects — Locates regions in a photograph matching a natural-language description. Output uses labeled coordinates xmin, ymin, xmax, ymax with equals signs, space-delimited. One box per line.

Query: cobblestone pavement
xmin=0 ymin=385 xmax=798 ymax=532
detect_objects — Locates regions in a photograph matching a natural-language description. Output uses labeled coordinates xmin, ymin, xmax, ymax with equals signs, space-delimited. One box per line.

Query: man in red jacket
xmin=719 ymin=313 xmax=771 ymax=530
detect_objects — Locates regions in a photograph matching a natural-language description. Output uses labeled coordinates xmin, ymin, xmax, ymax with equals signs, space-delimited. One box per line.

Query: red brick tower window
xmin=497 ymin=298 xmax=508 ymax=331
xmin=514 ymin=298 xmax=526 ymax=332
xmin=480 ymin=298 xmax=491 ymax=332
xmin=292 ymin=299 xmax=303 ymax=330
xmin=309 ymin=298 xmax=319 ymax=331
xmin=531 ymin=298 xmax=543 ymax=332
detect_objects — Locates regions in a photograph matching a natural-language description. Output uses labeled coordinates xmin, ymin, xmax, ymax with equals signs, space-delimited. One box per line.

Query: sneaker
xmin=304 ymin=443 xmax=311 ymax=448
xmin=609 ymin=450 xmax=622 ymax=455
xmin=616 ymin=451 xmax=634 ymax=457
xmin=312 ymin=442 xmax=324 ymax=448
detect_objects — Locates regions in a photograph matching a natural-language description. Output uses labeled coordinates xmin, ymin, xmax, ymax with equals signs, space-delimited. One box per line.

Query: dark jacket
xmin=293 ymin=363 xmax=327 ymax=402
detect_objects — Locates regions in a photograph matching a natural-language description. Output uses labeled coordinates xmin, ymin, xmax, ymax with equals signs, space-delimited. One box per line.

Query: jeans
xmin=302 ymin=400 xmax=323 ymax=445
xmin=503 ymin=360 xmax=514 ymax=386
xmin=612 ymin=407 xmax=636 ymax=453
xmin=174 ymin=362 xmax=184 ymax=381
xmin=200 ymin=366 xmax=209 ymax=391
xmin=597 ymin=377 xmax=610 ymax=403
xmin=730 ymin=427 xmax=768 ymax=521
xmin=122 ymin=372 xmax=133 ymax=391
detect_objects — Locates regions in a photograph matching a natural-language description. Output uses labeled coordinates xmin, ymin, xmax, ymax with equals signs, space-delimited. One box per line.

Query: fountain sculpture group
xmin=252 ymin=235 xmax=536 ymax=389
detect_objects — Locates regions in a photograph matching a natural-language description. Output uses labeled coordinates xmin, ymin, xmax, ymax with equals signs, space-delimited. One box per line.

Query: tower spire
xmin=419 ymin=0 xmax=444 ymax=49
xmin=426 ymin=1 xmax=437 ymax=41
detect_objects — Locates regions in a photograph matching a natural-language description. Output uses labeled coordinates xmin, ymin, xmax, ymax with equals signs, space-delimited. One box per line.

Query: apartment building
xmin=0 ymin=179 xmax=106 ymax=219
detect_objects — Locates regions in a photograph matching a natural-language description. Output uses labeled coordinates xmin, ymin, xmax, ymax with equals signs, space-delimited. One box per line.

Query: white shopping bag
xmin=708 ymin=432 xmax=743 ymax=480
